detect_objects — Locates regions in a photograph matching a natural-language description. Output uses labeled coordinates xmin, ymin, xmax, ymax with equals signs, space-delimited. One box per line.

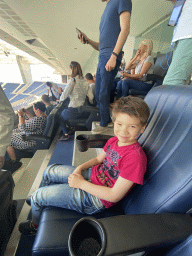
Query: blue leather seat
xmin=32 ymin=85 xmax=192 ymax=256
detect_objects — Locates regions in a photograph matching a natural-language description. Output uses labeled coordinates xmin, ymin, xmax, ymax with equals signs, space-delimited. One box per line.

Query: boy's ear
xmin=140 ymin=124 xmax=147 ymax=134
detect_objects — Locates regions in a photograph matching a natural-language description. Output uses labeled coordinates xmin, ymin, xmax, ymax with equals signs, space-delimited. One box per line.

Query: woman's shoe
xmin=18 ymin=220 xmax=37 ymax=236
xmin=26 ymin=195 xmax=32 ymax=206
xmin=2 ymin=159 xmax=22 ymax=173
xmin=59 ymin=134 xmax=70 ymax=141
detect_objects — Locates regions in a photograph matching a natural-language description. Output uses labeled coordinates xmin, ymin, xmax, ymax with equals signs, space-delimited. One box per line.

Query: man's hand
xmin=105 ymin=54 xmax=117 ymax=72
xmin=77 ymin=30 xmax=89 ymax=44
xmin=0 ymin=156 xmax=4 ymax=169
xmin=68 ymin=173 xmax=85 ymax=188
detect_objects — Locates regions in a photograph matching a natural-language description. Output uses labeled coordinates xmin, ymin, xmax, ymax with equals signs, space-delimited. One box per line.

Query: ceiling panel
xmin=0 ymin=0 xmax=174 ymax=75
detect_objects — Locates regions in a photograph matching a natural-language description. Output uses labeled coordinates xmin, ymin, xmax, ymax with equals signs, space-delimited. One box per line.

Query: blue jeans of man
xmin=117 ymin=79 xmax=153 ymax=98
xmin=95 ymin=54 xmax=121 ymax=127
xmin=31 ymin=164 xmax=105 ymax=225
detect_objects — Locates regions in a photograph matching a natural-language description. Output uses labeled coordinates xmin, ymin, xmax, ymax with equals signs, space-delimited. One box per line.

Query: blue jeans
xmin=95 ymin=54 xmax=120 ymax=126
xmin=60 ymin=108 xmax=90 ymax=134
xmin=31 ymin=164 xmax=105 ymax=224
xmin=117 ymin=79 xmax=153 ymax=98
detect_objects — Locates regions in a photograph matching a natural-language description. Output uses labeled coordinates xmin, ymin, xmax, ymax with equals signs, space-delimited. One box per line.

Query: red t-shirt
xmin=90 ymin=137 xmax=147 ymax=208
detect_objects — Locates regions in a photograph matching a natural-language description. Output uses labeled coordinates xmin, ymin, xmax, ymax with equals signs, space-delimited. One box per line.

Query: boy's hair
xmin=85 ymin=73 xmax=93 ymax=81
xmin=41 ymin=94 xmax=50 ymax=103
xmin=111 ymin=96 xmax=150 ymax=126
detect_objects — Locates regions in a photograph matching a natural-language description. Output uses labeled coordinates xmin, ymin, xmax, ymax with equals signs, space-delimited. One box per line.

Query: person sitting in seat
xmin=85 ymin=73 xmax=95 ymax=105
xmin=46 ymin=81 xmax=60 ymax=102
xmin=5 ymin=102 xmax=47 ymax=171
xmin=59 ymin=61 xmax=94 ymax=140
xmin=117 ymin=39 xmax=154 ymax=98
xmin=18 ymin=96 xmax=150 ymax=236
xmin=41 ymin=94 xmax=54 ymax=115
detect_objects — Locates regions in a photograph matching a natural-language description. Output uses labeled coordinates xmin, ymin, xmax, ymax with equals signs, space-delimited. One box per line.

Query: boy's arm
xmin=68 ymin=174 xmax=134 ymax=203
xmin=73 ymin=150 xmax=106 ymax=174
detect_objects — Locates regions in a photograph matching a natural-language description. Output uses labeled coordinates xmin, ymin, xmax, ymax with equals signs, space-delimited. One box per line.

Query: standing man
xmin=78 ymin=0 xmax=132 ymax=134
xmin=0 ymin=85 xmax=15 ymax=170
xmin=163 ymin=0 xmax=192 ymax=86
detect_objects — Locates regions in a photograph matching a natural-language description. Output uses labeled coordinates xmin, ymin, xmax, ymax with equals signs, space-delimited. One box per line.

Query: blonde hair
xmin=141 ymin=39 xmax=153 ymax=58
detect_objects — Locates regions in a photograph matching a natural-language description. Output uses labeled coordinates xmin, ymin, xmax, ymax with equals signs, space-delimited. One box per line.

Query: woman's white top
xmin=135 ymin=56 xmax=154 ymax=75
xmin=60 ymin=76 xmax=94 ymax=108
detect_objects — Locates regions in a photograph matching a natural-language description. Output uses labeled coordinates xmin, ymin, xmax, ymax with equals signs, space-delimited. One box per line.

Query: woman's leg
xmin=116 ymin=80 xmax=123 ymax=98
xmin=6 ymin=145 xmax=17 ymax=160
xmin=121 ymin=79 xmax=131 ymax=97
xmin=122 ymin=79 xmax=153 ymax=96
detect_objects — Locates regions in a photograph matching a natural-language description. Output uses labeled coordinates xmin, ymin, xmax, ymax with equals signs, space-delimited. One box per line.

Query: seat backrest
xmin=122 ymin=85 xmax=192 ymax=215
xmin=153 ymin=51 xmax=173 ymax=77
xmin=43 ymin=108 xmax=59 ymax=138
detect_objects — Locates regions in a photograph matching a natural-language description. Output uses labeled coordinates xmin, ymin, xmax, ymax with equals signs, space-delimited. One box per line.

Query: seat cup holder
xmin=68 ymin=217 xmax=106 ymax=256
xmin=76 ymin=134 xmax=113 ymax=152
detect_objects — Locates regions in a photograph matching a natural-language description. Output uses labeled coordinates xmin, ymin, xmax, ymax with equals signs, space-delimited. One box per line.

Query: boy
xmin=19 ymin=96 xmax=150 ymax=235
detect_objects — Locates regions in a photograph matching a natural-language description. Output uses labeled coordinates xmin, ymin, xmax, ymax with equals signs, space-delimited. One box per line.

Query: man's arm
xmin=78 ymin=30 xmax=99 ymax=51
xmin=105 ymin=11 xmax=131 ymax=72
xmin=68 ymin=174 xmax=134 ymax=203
xmin=0 ymin=86 xmax=14 ymax=168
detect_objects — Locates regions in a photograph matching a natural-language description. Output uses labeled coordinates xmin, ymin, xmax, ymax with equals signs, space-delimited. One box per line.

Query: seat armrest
xmin=22 ymin=134 xmax=49 ymax=142
xmin=69 ymin=214 xmax=192 ymax=256
xmin=143 ymin=74 xmax=164 ymax=82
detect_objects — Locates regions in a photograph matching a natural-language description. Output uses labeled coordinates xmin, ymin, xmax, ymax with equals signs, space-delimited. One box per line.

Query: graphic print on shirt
xmin=98 ymin=145 xmax=121 ymax=187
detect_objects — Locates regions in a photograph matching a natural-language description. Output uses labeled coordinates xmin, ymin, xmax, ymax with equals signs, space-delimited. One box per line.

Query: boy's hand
xmin=68 ymin=173 xmax=85 ymax=188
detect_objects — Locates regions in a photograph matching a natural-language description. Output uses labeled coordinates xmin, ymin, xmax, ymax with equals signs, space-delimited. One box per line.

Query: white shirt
xmin=60 ymin=76 xmax=94 ymax=108
xmin=0 ymin=86 xmax=15 ymax=157
xmin=172 ymin=0 xmax=192 ymax=43
xmin=47 ymin=83 xmax=60 ymax=100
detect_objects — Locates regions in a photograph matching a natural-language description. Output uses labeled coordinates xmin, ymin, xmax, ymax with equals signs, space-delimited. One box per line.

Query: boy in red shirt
xmin=19 ymin=96 xmax=150 ymax=235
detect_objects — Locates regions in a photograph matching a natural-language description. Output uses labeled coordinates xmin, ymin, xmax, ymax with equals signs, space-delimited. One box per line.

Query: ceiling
xmin=0 ymin=0 xmax=173 ymax=75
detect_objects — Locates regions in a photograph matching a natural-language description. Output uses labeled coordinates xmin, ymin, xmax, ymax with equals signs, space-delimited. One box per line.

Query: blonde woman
xmin=117 ymin=39 xmax=154 ymax=98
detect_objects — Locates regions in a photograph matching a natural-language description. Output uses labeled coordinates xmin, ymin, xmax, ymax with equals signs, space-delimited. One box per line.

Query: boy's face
xmin=113 ymin=113 xmax=146 ymax=146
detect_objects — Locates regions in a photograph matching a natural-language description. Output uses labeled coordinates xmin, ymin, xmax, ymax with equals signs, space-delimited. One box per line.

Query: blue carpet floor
xmin=15 ymin=135 xmax=74 ymax=256
xmin=48 ymin=135 xmax=74 ymax=165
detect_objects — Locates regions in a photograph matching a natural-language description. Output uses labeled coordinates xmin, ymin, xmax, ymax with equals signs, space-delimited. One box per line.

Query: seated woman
xmin=116 ymin=39 xmax=154 ymax=98
xmin=5 ymin=102 xmax=47 ymax=170
xmin=59 ymin=61 xmax=94 ymax=140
